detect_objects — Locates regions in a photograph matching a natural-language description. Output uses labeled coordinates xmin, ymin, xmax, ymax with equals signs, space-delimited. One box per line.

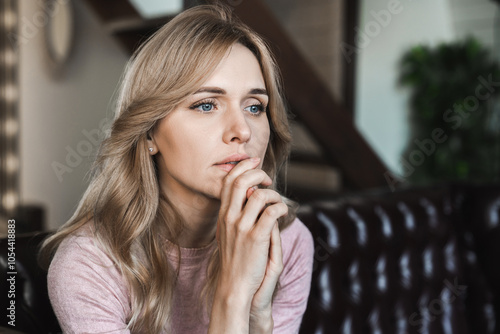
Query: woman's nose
xmin=222 ymin=104 xmax=251 ymax=144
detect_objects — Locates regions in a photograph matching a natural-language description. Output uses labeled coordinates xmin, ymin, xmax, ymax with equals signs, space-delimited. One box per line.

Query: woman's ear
xmin=147 ymin=132 xmax=157 ymax=155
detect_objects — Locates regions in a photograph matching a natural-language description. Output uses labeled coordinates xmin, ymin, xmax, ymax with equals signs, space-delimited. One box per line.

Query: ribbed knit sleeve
xmin=272 ymin=217 xmax=315 ymax=334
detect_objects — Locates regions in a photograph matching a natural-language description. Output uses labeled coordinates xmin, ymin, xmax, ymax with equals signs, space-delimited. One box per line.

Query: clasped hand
xmin=215 ymin=157 xmax=288 ymax=332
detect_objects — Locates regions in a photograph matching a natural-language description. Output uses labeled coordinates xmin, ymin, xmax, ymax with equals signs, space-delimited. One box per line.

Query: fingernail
xmin=250 ymin=157 xmax=260 ymax=163
xmin=246 ymin=185 xmax=257 ymax=199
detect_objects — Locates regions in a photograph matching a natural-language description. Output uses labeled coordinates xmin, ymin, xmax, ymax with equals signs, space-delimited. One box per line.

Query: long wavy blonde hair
xmin=40 ymin=4 xmax=298 ymax=333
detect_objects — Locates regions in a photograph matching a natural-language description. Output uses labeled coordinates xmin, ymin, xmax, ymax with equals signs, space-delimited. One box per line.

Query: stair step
xmin=280 ymin=161 xmax=341 ymax=192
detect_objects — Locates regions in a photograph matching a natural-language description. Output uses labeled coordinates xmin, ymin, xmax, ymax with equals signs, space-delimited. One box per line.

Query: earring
xmin=149 ymin=148 xmax=153 ymax=152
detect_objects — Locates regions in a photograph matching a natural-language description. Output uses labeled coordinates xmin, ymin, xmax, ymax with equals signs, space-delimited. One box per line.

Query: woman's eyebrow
xmin=249 ymin=88 xmax=268 ymax=96
xmin=193 ymin=87 xmax=268 ymax=96
xmin=194 ymin=87 xmax=226 ymax=95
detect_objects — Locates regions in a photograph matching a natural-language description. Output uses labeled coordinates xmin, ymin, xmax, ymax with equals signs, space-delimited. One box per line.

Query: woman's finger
xmin=239 ymin=189 xmax=282 ymax=230
xmin=228 ymin=169 xmax=272 ymax=218
xmin=219 ymin=157 xmax=260 ymax=215
xmin=246 ymin=185 xmax=258 ymax=199
xmin=250 ymin=221 xmax=283 ymax=311
xmin=251 ymin=202 xmax=288 ymax=239
xmin=269 ymin=221 xmax=283 ymax=275
xmin=220 ymin=160 xmax=272 ymax=225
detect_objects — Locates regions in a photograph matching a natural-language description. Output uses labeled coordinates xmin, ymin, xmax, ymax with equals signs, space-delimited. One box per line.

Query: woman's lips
xmin=216 ymin=163 xmax=238 ymax=172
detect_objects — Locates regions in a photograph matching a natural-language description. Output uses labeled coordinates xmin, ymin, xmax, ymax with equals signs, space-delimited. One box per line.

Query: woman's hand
xmin=249 ymin=217 xmax=283 ymax=333
xmin=208 ymin=157 xmax=287 ymax=333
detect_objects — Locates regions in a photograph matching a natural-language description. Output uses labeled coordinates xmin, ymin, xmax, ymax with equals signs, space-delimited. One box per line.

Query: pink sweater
xmin=48 ymin=217 xmax=314 ymax=334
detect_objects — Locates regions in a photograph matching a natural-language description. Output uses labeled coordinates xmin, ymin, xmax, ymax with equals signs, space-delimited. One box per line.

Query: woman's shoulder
xmin=47 ymin=221 xmax=132 ymax=332
xmin=272 ymin=216 xmax=314 ymax=323
xmin=279 ymin=216 xmax=314 ymax=267
xmin=49 ymin=220 xmax=117 ymax=277
xmin=280 ymin=216 xmax=314 ymax=246
xmin=48 ymin=219 xmax=130 ymax=307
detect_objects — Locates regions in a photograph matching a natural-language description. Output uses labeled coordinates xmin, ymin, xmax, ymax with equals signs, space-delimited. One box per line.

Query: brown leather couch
xmin=298 ymin=184 xmax=500 ymax=334
xmin=1 ymin=184 xmax=499 ymax=333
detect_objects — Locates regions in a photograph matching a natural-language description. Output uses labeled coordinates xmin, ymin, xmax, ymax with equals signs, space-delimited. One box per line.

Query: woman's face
xmin=151 ymin=43 xmax=270 ymax=204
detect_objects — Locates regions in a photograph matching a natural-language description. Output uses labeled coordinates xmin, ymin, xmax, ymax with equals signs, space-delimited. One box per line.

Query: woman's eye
xmin=198 ymin=103 xmax=214 ymax=112
xmin=190 ymin=101 xmax=217 ymax=113
xmin=245 ymin=104 xmax=265 ymax=115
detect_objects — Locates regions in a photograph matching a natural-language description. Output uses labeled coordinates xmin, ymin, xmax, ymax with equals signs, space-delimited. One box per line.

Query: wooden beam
xmin=289 ymin=151 xmax=328 ymax=165
xmin=82 ymin=0 xmax=176 ymax=54
xmin=231 ymin=0 xmax=389 ymax=189
xmin=109 ymin=16 xmax=174 ymax=54
xmin=343 ymin=0 xmax=360 ymax=116
xmin=83 ymin=0 xmax=141 ymax=23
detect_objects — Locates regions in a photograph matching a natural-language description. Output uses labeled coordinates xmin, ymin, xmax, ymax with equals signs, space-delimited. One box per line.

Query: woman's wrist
xmin=249 ymin=306 xmax=273 ymax=334
xmin=208 ymin=284 xmax=253 ymax=334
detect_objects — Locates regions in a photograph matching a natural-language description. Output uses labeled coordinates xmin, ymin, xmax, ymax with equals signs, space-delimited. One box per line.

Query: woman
xmin=40 ymin=4 xmax=314 ymax=334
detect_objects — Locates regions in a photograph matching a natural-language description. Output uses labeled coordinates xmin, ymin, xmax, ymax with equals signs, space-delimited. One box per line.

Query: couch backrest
xmin=297 ymin=185 xmax=498 ymax=334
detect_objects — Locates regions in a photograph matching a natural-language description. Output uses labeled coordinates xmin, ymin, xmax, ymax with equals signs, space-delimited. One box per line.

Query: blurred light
xmin=3 ymin=10 xmax=17 ymax=30
xmin=1 ymin=0 xmax=19 ymax=216
xmin=2 ymin=191 xmax=18 ymax=211
xmin=4 ymin=118 xmax=18 ymax=137
xmin=5 ymin=153 xmax=18 ymax=173
xmin=3 ymin=48 xmax=16 ymax=67
xmin=3 ymin=83 xmax=18 ymax=102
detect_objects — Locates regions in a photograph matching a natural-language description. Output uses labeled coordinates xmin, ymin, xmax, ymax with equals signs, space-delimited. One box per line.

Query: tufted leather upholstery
xmin=0 ymin=184 xmax=499 ymax=333
xmin=298 ymin=184 xmax=500 ymax=334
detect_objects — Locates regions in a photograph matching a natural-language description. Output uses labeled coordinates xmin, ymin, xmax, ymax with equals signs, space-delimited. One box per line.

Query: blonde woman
xmin=40 ymin=4 xmax=314 ymax=334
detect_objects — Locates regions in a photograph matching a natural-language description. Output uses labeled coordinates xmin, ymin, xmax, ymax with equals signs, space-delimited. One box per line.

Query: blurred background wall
xmin=356 ymin=0 xmax=455 ymax=175
xmin=19 ymin=0 xmax=128 ymax=230
xmin=356 ymin=0 xmax=498 ymax=176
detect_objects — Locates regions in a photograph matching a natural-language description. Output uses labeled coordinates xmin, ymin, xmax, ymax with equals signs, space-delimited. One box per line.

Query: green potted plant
xmin=398 ymin=37 xmax=500 ymax=185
